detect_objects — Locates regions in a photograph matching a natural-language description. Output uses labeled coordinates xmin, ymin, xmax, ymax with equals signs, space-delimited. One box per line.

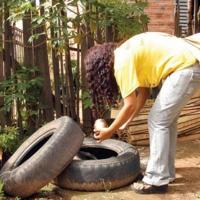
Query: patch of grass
xmin=0 ymin=178 xmax=5 ymax=199
xmin=0 ymin=178 xmax=22 ymax=200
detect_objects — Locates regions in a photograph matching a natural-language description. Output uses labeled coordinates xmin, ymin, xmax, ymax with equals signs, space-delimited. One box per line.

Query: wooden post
xmin=187 ymin=0 xmax=193 ymax=35
xmin=4 ymin=3 xmax=12 ymax=125
xmin=0 ymin=1 xmax=5 ymax=127
xmin=33 ymin=2 xmax=54 ymax=122
xmin=81 ymin=25 xmax=94 ymax=134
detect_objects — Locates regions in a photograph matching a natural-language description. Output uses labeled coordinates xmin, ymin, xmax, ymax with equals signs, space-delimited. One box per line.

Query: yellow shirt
xmin=184 ymin=33 xmax=200 ymax=61
xmin=114 ymin=32 xmax=197 ymax=98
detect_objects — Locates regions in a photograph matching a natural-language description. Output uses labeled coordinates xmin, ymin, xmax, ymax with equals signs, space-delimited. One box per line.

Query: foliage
xmin=0 ymin=178 xmax=5 ymax=199
xmin=6 ymin=0 xmax=148 ymax=48
xmin=0 ymin=0 xmax=149 ymax=128
xmin=0 ymin=65 xmax=43 ymax=129
xmin=82 ymin=90 xmax=93 ymax=109
xmin=0 ymin=126 xmax=19 ymax=153
xmin=6 ymin=0 xmax=78 ymax=51
xmin=0 ymin=66 xmax=42 ymax=111
xmin=80 ymin=0 xmax=149 ymax=41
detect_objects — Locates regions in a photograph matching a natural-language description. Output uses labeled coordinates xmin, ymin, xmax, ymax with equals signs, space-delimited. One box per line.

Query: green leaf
xmin=82 ymin=91 xmax=92 ymax=109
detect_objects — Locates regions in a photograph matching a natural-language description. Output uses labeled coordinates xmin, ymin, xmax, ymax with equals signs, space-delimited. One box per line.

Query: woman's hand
xmin=93 ymin=127 xmax=113 ymax=142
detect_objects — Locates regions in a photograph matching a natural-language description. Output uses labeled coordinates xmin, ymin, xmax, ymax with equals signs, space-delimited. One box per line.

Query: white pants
xmin=143 ymin=63 xmax=200 ymax=186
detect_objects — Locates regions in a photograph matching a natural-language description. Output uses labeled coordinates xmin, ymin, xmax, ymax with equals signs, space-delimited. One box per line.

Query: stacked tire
xmin=0 ymin=116 xmax=141 ymax=198
xmin=0 ymin=116 xmax=84 ymax=198
xmin=54 ymin=138 xmax=141 ymax=191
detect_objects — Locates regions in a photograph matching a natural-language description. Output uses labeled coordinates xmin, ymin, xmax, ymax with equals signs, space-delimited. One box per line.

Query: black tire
xmin=54 ymin=138 xmax=140 ymax=191
xmin=0 ymin=116 xmax=84 ymax=198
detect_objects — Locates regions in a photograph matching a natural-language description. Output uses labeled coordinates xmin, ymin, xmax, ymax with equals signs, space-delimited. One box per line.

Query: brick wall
xmin=145 ymin=0 xmax=175 ymax=35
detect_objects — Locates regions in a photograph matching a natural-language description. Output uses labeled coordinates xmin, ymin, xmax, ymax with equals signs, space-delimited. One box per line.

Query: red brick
xmin=144 ymin=0 xmax=175 ymax=34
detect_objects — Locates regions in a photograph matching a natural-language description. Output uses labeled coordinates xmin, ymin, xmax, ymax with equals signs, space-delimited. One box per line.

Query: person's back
xmin=114 ymin=32 xmax=196 ymax=98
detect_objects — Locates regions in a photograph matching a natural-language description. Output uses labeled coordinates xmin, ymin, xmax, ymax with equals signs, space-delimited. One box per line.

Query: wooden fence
xmin=112 ymin=92 xmax=200 ymax=146
xmin=9 ymin=27 xmax=200 ymax=146
xmin=12 ymin=26 xmax=24 ymax=63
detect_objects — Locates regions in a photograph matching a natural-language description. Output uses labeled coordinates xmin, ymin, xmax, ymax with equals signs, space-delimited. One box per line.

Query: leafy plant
xmin=81 ymin=0 xmax=149 ymax=41
xmin=7 ymin=0 xmax=148 ymax=48
xmin=0 ymin=65 xmax=43 ymax=130
xmin=82 ymin=90 xmax=93 ymax=109
xmin=0 ymin=65 xmax=42 ymax=111
xmin=1 ymin=0 xmax=149 ymax=131
xmin=0 ymin=178 xmax=5 ymax=199
xmin=0 ymin=126 xmax=19 ymax=154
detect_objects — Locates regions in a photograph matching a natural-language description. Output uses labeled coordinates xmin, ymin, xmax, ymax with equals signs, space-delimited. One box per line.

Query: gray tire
xmin=54 ymin=138 xmax=140 ymax=191
xmin=0 ymin=116 xmax=84 ymax=198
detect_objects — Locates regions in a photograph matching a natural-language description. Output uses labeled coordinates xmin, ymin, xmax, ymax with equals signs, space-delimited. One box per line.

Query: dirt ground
xmin=5 ymin=139 xmax=200 ymax=200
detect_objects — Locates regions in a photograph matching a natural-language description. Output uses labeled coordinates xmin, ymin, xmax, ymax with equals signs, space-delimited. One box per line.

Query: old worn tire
xmin=0 ymin=116 xmax=84 ymax=198
xmin=54 ymin=138 xmax=140 ymax=191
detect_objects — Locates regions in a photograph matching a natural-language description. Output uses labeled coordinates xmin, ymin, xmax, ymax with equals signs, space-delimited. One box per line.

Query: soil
xmin=4 ymin=139 xmax=200 ymax=200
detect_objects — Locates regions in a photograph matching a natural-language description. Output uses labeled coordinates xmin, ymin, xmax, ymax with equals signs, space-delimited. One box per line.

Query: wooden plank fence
xmin=112 ymin=92 xmax=200 ymax=146
xmin=12 ymin=26 xmax=24 ymax=63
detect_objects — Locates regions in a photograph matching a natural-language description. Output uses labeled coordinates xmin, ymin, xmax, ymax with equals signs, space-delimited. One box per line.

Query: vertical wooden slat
xmin=187 ymin=0 xmax=193 ymax=35
xmin=52 ymin=48 xmax=62 ymax=118
xmin=51 ymin=1 xmax=62 ymax=118
xmin=60 ymin=52 xmax=67 ymax=115
xmin=33 ymin=2 xmax=54 ymax=122
xmin=193 ymin=0 xmax=200 ymax=33
xmin=4 ymin=3 xmax=12 ymax=125
xmin=179 ymin=0 xmax=188 ymax=36
xmin=62 ymin=6 xmax=77 ymax=120
xmin=81 ymin=25 xmax=94 ymax=134
xmin=65 ymin=42 xmax=77 ymax=120
xmin=76 ymin=2 xmax=81 ymax=123
xmin=23 ymin=11 xmax=34 ymax=66
xmin=0 ymin=0 xmax=5 ymax=127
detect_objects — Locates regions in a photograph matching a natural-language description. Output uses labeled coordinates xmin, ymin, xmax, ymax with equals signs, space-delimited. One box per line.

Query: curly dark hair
xmin=84 ymin=43 xmax=119 ymax=118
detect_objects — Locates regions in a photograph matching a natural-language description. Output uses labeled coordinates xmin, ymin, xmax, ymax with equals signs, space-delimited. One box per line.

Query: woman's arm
xmin=94 ymin=87 xmax=149 ymax=141
xmin=119 ymin=87 xmax=150 ymax=130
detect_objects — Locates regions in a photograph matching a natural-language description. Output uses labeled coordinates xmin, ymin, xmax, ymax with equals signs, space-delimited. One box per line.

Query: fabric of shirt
xmin=114 ymin=32 xmax=197 ymax=98
xmin=184 ymin=33 xmax=200 ymax=61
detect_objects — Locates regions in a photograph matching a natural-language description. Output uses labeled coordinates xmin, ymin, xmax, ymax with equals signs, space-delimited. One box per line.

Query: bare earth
xmin=6 ymin=139 xmax=200 ymax=200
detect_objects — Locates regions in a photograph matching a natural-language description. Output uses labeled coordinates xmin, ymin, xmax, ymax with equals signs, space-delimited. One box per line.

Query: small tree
xmin=1 ymin=0 xmax=148 ymax=135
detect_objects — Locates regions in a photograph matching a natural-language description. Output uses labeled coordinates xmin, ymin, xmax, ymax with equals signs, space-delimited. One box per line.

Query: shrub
xmin=0 ymin=126 xmax=20 ymax=154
